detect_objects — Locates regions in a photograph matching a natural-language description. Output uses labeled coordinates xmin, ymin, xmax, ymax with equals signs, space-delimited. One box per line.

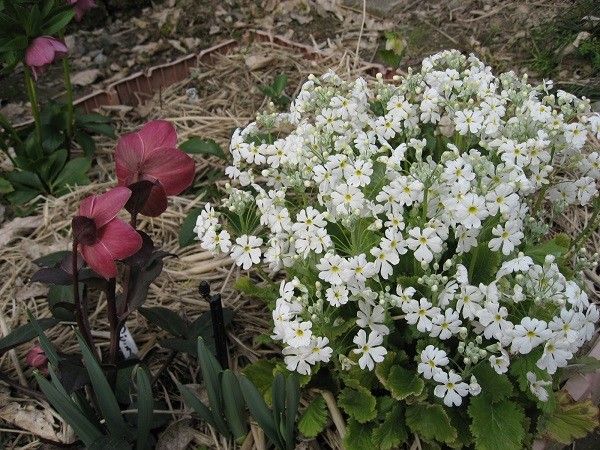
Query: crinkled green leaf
xmin=468 ymin=396 xmax=525 ymax=450
xmin=372 ymin=404 xmax=408 ymax=450
xmin=298 ymin=395 xmax=328 ymax=438
xmin=539 ymin=391 xmax=599 ymax=444
xmin=180 ymin=137 xmax=226 ymax=160
xmin=343 ymin=417 xmax=374 ymax=450
xmin=406 ymin=403 xmax=457 ymax=444
xmin=473 ymin=362 xmax=513 ymax=402
xmin=385 ymin=365 xmax=424 ymax=400
xmin=338 ymin=385 xmax=376 ymax=424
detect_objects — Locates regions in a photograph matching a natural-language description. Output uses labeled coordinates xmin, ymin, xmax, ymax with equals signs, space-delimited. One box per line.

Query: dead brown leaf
xmin=0 ymin=402 xmax=63 ymax=442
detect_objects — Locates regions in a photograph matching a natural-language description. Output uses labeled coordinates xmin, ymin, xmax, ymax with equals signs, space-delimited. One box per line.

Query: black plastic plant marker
xmin=199 ymin=281 xmax=229 ymax=369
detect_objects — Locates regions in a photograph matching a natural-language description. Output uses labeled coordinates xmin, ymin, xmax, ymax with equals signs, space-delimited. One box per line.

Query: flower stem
xmin=24 ymin=69 xmax=43 ymax=156
xmin=106 ymin=277 xmax=120 ymax=387
xmin=72 ymin=239 xmax=95 ymax=353
xmin=62 ymin=55 xmax=75 ymax=158
xmin=568 ymin=197 xmax=600 ymax=254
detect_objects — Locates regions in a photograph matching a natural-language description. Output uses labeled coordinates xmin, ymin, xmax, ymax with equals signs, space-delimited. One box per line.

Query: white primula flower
xmin=536 ymin=339 xmax=573 ymax=374
xmin=476 ymin=302 xmax=512 ymax=340
xmin=430 ymin=308 xmax=462 ymax=340
xmin=285 ymin=320 xmax=313 ymax=348
xmin=200 ymin=228 xmax=231 ymax=253
xmin=403 ymin=298 xmax=440 ymax=332
xmin=455 ymin=109 xmax=484 ymax=135
xmin=316 ymin=253 xmax=349 ymax=285
xmin=407 ymin=227 xmax=443 ymax=263
xmin=417 ymin=345 xmax=449 ymax=379
xmin=331 ymin=184 xmax=365 ymax=214
xmin=352 ymin=330 xmax=387 ymax=371
xmin=325 ymin=285 xmax=349 ymax=307
xmin=488 ymin=220 xmax=523 ymax=255
xmin=527 ymin=372 xmax=551 ymax=402
xmin=511 ymin=318 xmax=552 ymax=354
xmin=489 ymin=349 xmax=510 ymax=374
xmin=433 ymin=371 xmax=470 ymax=406
xmin=356 ymin=300 xmax=390 ymax=335
xmin=230 ymin=235 xmax=263 ymax=269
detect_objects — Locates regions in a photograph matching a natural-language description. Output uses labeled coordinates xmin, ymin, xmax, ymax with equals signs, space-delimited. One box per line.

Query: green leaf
xmin=180 ymin=137 xmax=226 ymax=160
xmin=26 ymin=310 xmax=60 ymax=367
xmin=76 ymin=112 xmax=113 ymax=124
xmin=385 ymin=365 xmax=424 ymax=400
xmin=472 ymin=362 xmax=513 ymax=402
xmin=42 ymin=9 xmax=74 ymax=35
xmin=242 ymin=359 xmax=276 ymax=397
xmin=344 ymin=418 xmax=375 ymax=450
xmin=177 ymin=381 xmax=217 ymax=429
xmin=509 ymin=347 xmax=544 ymax=393
xmin=78 ymin=121 xmax=115 ymax=138
xmin=338 ymin=386 xmax=376 ymax=424
xmin=34 ymin=372 xmax=104 ymax=447
xmin=272 ymin=74 xmax=287 ymax=96
xmin=234 ymin=276 xmax=279 ymax=304
xmin=239 ymin=375 xmax=283 ymax=449
xmin=178 ymin=208 xmax=201 ymax=247
xmin=524 ymin=234 xmax=570 ymax=265
xmin=0 ymin=318 xmax=58 ymax=354
xmin=298 ymin=395 xmax=328 ymax=438
xmin=283 ymin=374 xmax=299 ymax=448
xmin=405 ymin=403 xmax=457 ymax=444
xmin=52 ymin=157 xmax=91 ymax=193
xmin=196 ymin=338 xmax=229 ymax=435
xmin=74 ymin=129 xmax=96 ymax=158
xmin=372 ymin=404 xmax=408 ymax=450
xmin=539 ymin=391 xmax=599 ymax=444
xmin=134 ymin=365 xmax=154 ymax=450
xmin=139 ymin=306 xmax=187 ymax=338
xmin=76 ymin=333 xmax=130 ymax=440
xmin=468 ymin=396 xmax=525 ymax=450
xmin=221 ymin=370 xmax=247 ymax=442
xmin=5 ymin=170 xmax=44 ymax=191
xmin=0 ymin=177 xmax=13 ymax=194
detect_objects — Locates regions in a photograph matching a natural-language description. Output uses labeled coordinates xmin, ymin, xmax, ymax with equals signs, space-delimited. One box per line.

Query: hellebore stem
xmin=61 ymin=55 xmax=74 ymax=157
xmin=106 ymin=277 xmax=120 ymax=388
xmin=120 ymin=212 xmax=138 ymax=317
xmin=200 ymin=281 xmax=229 ymax=369
xmin=24 ymin=69 xmax=43 ymax=156
xmin=72 ymin=238 xmax=95 ymax=354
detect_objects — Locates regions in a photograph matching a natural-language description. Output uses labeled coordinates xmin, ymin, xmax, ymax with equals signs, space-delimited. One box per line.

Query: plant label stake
xmin=199 ymin=281 xmax=229 ymax=369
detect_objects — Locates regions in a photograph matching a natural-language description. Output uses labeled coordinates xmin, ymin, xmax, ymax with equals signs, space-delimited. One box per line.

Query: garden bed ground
xmin=0 ymin=39 xmax=387 ymax=449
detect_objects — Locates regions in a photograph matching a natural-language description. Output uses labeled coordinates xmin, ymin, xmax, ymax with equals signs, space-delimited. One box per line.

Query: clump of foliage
xmin=196 ymin=50 xmax=600 ymax=448
xmin=0 ymin=0 xmax=113 ymax=213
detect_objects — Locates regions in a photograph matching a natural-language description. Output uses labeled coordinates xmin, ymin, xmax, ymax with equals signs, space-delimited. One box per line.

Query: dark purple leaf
xmin=125 ymin=180 xmax=155 ymax=216
xmin=121 ymin=231 xmax=154 ymax=267
xmin=33 ymin=251 xmax=70 ymax=268
xmin=31 ymin=267 xmax=72 ymax=285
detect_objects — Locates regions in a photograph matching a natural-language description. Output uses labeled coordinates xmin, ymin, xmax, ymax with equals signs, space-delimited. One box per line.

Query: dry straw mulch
xmin=0 ymin=38 xmax=598 ymax=449
xmin=0 ymin=39 xmax=384 ymax=449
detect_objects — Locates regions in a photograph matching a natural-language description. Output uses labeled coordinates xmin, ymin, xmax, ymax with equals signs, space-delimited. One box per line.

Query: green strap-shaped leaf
xmin=76 ymin=333 xmax=130 ymax=440
xmin=221 ymin=370 xmax=248 ymax=442
xmin=0 ymin=317 xmax=58 ymax=354
xmin=177 ymin=381 xmax=217 ymax=429
xmin=271 ymin=373 xmax=285 ymax=433
xmin=34 ymin=372 xmax=103 ymax=447
xmin=197 ymin=338 xmax=229 ymax=435
xmin=134 ymin=365 xmax=154 ymax=450
xmin=26 ymin=310 xmax=60 ymax=366
xmin=283 ymin=374 xmax=299 ymax=449
xmin=239 ymin=375 xmax=283 ymax=449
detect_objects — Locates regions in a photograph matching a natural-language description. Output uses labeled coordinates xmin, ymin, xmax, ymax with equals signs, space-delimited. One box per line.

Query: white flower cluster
xmin=194 ymin=50 xmax=600 ymax=407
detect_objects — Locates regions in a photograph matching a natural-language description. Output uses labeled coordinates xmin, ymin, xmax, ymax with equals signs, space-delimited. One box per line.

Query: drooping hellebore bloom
xmin=115 ymin=120 xmax=195 ymax=217
xmin=67 ymin=0 xmax=96 ymax=21
xmin=74 ymin=187 xmax=142 ymax=279
xmin=24 ymin=36 xmax=68 ymax=79
xmin=26 ymin=345 xmax=48 ymax=373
